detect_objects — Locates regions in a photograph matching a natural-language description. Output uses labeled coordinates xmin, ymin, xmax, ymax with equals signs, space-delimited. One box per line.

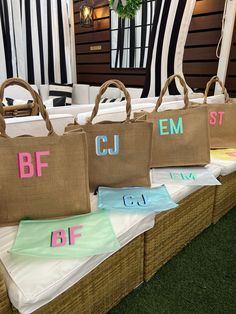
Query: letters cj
xmin=95 ymin=135 xmax=119 ymax=156
xmin=123 ymin=194 xmax=149 ymax=207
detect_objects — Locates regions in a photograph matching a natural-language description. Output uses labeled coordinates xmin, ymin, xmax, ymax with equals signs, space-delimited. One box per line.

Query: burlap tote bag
xmin=135 ymin=74 xmax=210 ymax=167
xmin=0 ymin=78 xmax=90 ymax=226
xmin=203 ymin=76 xmax=236 ymax=148
xmin=67 ymin=80 xmax=152 ymax=192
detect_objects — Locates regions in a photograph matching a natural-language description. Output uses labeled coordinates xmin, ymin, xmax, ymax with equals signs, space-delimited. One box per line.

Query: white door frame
xmin=215 ymin=0 xmax=236 ymax=94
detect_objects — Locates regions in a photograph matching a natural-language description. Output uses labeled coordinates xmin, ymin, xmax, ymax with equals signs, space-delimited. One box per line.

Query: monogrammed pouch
xmin=11 ymin=209 xmax=120 ymax=258
xmin=98 ymin=185 xmax=178 ymax=213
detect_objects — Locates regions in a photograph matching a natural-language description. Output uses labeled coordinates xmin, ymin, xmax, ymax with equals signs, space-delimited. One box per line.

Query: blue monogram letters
xmin=95 ymin=135 xmax=119 ymax=156
xmin=123 ymin=194 xmax=149 ymax=207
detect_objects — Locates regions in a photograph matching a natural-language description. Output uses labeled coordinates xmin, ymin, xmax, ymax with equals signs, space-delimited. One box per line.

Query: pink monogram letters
xmin=51 ymin=225 xmax=82 ymax=247
xmin=51 ymin=229 xmax=67 ymax=247
xmin=226 ymin=152 xmax=236 ymax=157
xmin=18 ymin=151 xmax=50 ymax=178
xmin=209 ymin=111 xmax=224 ymax=126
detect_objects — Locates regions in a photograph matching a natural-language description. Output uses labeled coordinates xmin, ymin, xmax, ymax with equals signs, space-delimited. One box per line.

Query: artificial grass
xmin=109 ymin=207 xmax=236 ymax=314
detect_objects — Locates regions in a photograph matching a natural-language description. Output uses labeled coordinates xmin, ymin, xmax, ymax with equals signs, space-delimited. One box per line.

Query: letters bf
xmin=96 ymin=135 xmax=119 ymax=156
xmin=51 ymin=225 xmax=82 ymax=247
xmin=18 ymin=151 xmax=49 ymax=178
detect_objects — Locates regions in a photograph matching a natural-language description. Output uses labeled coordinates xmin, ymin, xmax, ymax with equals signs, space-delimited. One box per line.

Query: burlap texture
xmin=0 ymin=78 xmax=90 ymax=226
xmin=203 ymin=76 xmax=236 ymax=148
xmin=66 ymin=80 xmax=152 ymax=192
xmin=135 ymin=74 xmax=210 ymax=167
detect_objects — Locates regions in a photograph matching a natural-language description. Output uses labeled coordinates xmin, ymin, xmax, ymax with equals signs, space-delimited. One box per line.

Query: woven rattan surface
xmin=144 ymin=186 xmax=215 ymax=281
xmin=213 ymin=173 xmax=236 ymax=224
xmin=0 ymin=269 xmax=12 ymax=314
xmin=3 ymin=234 xmax=144 ymax=314
xmin=3 ymin=105 xmax=37 ymax=118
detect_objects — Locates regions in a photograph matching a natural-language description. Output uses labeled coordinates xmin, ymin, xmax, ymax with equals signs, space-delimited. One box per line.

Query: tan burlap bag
xmin=0 ymin=78 xmax=90 ymax=226
xmin=135 ymin=74 xmax=210 ymax=167
xmin=67 ymin=79 xmax=152 ymax=192
xmin=203 ymin=76 xmax=236 ymax=148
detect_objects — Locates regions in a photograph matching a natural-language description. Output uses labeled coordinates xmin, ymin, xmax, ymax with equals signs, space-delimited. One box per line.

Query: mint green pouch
xmin=10 ymin=209 xmax=120 ymax=258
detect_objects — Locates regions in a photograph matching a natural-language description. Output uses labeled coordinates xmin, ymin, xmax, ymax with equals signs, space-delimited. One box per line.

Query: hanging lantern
xmin=80 ymin=2 xmax=94 ymax=27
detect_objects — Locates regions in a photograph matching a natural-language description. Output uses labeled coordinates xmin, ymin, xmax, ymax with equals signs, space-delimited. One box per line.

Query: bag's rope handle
xmin=216 ymin=0 xmax=228 ymax=58
xmin=87 ymin=79 xmax=131 ymax=124
xmin=0 ymin=78 xmax=55 ymax=138
xmin=204 ymin=76 xmax=230 ymax=104
xmin=154 ymin=74 xmax=190 ymax=112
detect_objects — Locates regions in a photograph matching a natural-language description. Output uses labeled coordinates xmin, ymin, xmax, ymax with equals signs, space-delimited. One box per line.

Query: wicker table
xmin=213 ymin=172 xmax=236 ymax=223
xmin=0 ymin=235 xmax=144 ymax=314
xmin=144 ymin=186 xmax=216 ymax=281
xmin=0 ymin=271 xmax=11 ymax=314
xmin=1 ymin=177 xmax=232 ymax=312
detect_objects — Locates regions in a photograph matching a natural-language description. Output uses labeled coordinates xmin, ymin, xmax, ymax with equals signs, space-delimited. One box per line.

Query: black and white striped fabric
xmin=142 ymin=0 xmax=196 ymax=97
xmin=0 ymin=0 xmax=76 ymax=85
xmin=2 ymin=98 xmax=32 ymax=106
xmin=101 ymin=97 xmax=125 ymax=103
xmin=49 ymin=84 xmax=73 ymax=106
xmin=44 ymin=96 xmax=66 ymax=108
xmin=111 ymin=0 xmax=155 ymax=68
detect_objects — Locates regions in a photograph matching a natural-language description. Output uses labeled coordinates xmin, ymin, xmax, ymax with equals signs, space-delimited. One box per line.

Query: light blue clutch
xmin=98 ymin=185 xmax=178 ymax=213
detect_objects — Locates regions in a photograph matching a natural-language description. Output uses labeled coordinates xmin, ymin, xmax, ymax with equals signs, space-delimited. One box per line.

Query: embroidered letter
xmin=18 ymin=152 xmax=34 ymax=178
xmin=218 ymin=112 xmax=224 ymax=125
xmin=123 ymin=195 xmax=135 ymax=207
xmin=170 ymin=173 xmax=180 ymax=180
xmin=137 ymin=194 xmax=149 ymax=207
xmin=158 ymin=119 xmax=169 ymax=135
xmin=226 ymin=152 xmax=236 ymax=157
xmin=123 ymin=194 xmax=149 ymax=207
xmin=35 ymin=151 xmax=50 ymax=177
xmin=96 ymin=135 xmax=108 ymax=156
xmin=209 ymin=112 xmax=217 ymax=125
xmin=169 ymin=117 xmax=184 ymax=135
xmin=68 ymin=225 xmax=82 ymax=245
xmin=181 ymin=173 xmax=196 ymax=180
xmin=95 ymin=135 xmax=119 ymax=156
xmin=209 ymin=112 xmax=224 ymax=126
xmin=170 ymin=172 xmax=196 ymax=181
xmin=158 ymin=118 xmax=183 ymax=135
xmin=51 ymin=229 xmax=67 ymax=247
xmin=108 ymin=135 xmax=119 ymax=155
